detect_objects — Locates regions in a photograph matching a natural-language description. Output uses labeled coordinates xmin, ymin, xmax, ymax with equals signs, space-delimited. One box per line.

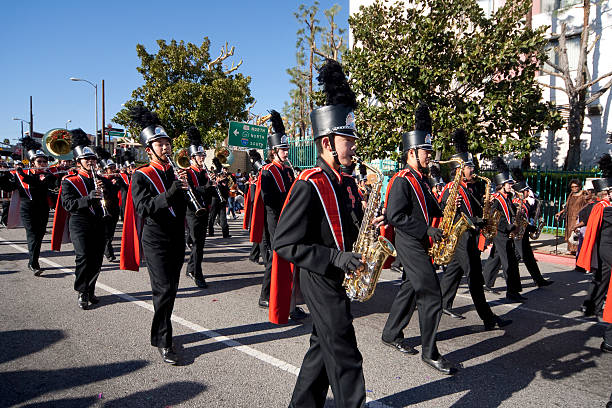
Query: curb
xmin=533 ymin=251 xmax=576 ymax=267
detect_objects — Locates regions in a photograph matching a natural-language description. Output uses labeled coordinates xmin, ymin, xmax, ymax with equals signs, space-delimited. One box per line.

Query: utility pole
xmin=29 ymin=96 xmax=33 ymax=142
xmin=102 ymin=80 xmax=106 ymax=148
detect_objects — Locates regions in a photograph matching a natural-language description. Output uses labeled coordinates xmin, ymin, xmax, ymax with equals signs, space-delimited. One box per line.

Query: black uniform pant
xmin=1 ymin=200 xmax=9 ymax=225
xmin=260 ymin=213 xmax=277 ymax=302
xmin=289 ymin=269 xmax=365 ymax=408
xmin=514 ymin=236 xmax=546 ymax=284
xmin=583 ymin=256 xmax=612 ymax=314
xmin=69 ymin=215 xmax=105 ymax=295
xmin=249 ymin=241 xmax=261 ymax=262
xmin=482 ymin=237 xmax=522 ymax=294
xmin=21 ymin=205 xmax=49 ymax=269
xmin=604 ymin=323 xmax=612 ymax=347
xmin=186 ymin=212 xmax=207 ymax=278
xmin=382 ymin=238 xmax=442 ymax=360
xmin=439 ymin=234 xmax=495 ymax=323
xmin=208 ymin=200 xmax=229 ymax=237
xmin=103 ymin=213 xmax=119 ymax=260
xmin=142 ymin=224 xmax=185 ymax=348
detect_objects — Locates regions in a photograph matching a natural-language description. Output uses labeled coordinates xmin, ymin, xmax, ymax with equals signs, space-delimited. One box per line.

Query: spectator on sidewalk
xmin=556 ymin=179 xmax=588 ymax=255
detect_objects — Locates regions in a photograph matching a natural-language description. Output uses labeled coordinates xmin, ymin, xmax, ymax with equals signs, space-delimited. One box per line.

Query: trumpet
xmin=91 ymin=163 xmax=111 ymax=219
xmin=166 ymin=152 xmax=207 ymax=217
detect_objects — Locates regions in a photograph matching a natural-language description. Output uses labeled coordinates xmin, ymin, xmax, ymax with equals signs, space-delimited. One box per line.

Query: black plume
xmin=511 ymin=167 xmax=526 ymax=182
xmin=317 ymin=59 xmax=357 ymax=109
xmin=187 ymin=126 xmax=202 ymax=146
xmin=70 ymin=128 xmax=90 ymax=149
xmin=452 ymin=128 xmax=468 ymax=154
xmin=212 ymin=157 xmax=223 ymax=173
xmin=269 ymin=110 xmax=285 ymax=135
xmin=128 ymin=105 xmax=161 ymax=130
xmin=248 ymin=149 xmax=262 ymax=163
xmin=492 ymin=156 xmax=509 ymax=173
xmin=124 ymin=150 xmax=135 ymax=162
xmin=94 ymin=146 xmax=111 ymax=161
xmin=21 ymin=136 xmax=41 ymax=152
xmin=414 ymin=103 xmax=432 ymax=133
xmin=598 ymin=153 xmax=612 ymax=178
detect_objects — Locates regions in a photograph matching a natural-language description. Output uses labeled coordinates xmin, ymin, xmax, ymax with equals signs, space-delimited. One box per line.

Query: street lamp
xmin=70 ymin=77 xmax=98 ymax=146
xmin=65 ymin=119 xmax=72 ymax=129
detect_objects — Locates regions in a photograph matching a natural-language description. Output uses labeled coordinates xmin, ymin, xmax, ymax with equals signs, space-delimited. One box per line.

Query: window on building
xmin=541 ymin=0 xmax=582 ymax=13
xmin=544 ymin=35 xmax=581 ymax=72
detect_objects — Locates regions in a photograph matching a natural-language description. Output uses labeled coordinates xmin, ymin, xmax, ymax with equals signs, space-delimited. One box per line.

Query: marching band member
xmin=380 ymin=104 xmax=457 ymax=375
xmin=5 ymin=137 xmax=58 ymax=275
xmin=96 ymin=148 xmax=122 ymax=263
xmin=208 ymin=160 xmax=231 ymax=238
xmin=438 ymin=129 xmax=511 ymax=330
xmin=482 ymin=157 xmax=526 ymax=302
xmin=578 ymin=154 xmax=612 ymax=320
xmin=250 ymin=110 xmax=296 ymax=310
xmin=271 ymin=59 xmax=367 ymax=407
xmin=57 ymin=129 xmax=110 ymax=309
xmin=120 ymin=106 xmax=188 ymax=365
xmin=510 ymin=174 xmax=553 ymax=288
xmin=185 ymin=126 xmax=212 ymax=289
xmin=244 ymin=151 xmax=264 ymax=264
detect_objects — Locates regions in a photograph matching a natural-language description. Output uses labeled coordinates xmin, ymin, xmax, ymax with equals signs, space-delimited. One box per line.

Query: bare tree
xmin=541 ymin=0 xmax=612 ymax=170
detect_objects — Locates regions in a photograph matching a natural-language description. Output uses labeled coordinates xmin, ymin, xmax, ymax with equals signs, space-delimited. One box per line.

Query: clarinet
xmin=166 ymin=154 xmax=207 ymax=217
xmin=201 ymin=162 xmax=224 ymax=202
xmin=91 ymin=164 xmax=111 ymax=218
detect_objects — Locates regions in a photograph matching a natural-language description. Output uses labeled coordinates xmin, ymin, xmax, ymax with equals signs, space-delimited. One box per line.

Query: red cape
xmin=576 ymin=200 xmax=609 ymax=271
xmin=50 ymin=185 xmax=70 ymax=251
xmin=249 ymin=175 xmax=265 ymax=243
xmin=604 ymin=268 xmax=612 ymax=323
xmin=242 ymin=183 xmax=252 ymax=230
xmin=119 ymin=180 xmax=142 ymax=271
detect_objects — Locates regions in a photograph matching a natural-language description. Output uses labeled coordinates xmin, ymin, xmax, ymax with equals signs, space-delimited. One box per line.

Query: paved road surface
xmin=0 ymin=217 xmax=610 ymax=407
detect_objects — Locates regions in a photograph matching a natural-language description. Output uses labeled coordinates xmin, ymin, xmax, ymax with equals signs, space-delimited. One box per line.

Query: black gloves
xmin=87 ymin=189 xmax=101 ymax=203
xmin=427 ymin=227 xmax=444 ymax=242
xmin=167 ymin=180 xmax=184 ymax=198
xmin=330 ymin=250 xmax=363 ymax=274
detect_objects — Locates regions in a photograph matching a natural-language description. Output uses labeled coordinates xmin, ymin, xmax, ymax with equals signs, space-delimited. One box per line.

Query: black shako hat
xmin=71 ymin=128 xmax=97 ymax=160
xmin=94 ymin=146 xmax=115 ymax=169
xmin=268 ymin=110 xmax=289 ymax=149
xmin=492 ymin=157 xmax=514 ymax=186
xmin=129 ymin=106 xmax=170 ymax=146
xmin=187 ymin=126 xmax=206 ymax=157
xmin=402 ymin=103 xmax=433 ymax=152
xmin=450 ymin=128 xmax=473 ymax=168
xmin=310 ymin=59 xmax=359 ymax=140
xmin=511 ymin=167 xmax=529 ymax=192
xmin=22 ymin=136 xmax=47 ymax=161
xmin=594 ymin=153 xmax=612 ymax=192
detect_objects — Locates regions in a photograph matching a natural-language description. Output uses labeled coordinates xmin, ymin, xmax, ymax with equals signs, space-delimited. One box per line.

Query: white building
xmin=349 ymin=0 xmax=612 ymax=168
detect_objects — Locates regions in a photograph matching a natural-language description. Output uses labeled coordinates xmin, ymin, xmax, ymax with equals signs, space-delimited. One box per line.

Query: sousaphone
xmin=42 ymin=128 xmax=73 ymax=160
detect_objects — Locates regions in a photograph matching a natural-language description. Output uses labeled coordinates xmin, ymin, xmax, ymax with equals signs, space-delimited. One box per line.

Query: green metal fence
xmin=288 ymin=136 xmax=599 ymax=232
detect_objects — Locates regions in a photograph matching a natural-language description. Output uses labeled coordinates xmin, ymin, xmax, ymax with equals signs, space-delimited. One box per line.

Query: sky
xmin=1 ymin=0 xmax=349 ymax=145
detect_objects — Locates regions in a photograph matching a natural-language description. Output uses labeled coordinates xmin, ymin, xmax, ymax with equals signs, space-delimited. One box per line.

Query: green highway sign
xmin=107 ymin=131 xmax=125 ymax=139
xmin=228 ymin=121 xmax=268 ymax=149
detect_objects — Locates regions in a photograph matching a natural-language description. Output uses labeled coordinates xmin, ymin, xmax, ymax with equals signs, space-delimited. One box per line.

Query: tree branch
xmin=208 ymin=42 xmax=235 ymax=70
xmin=539 ymin=82 xmax=568 ymax=93
xmin=588 ymin=34 xmax=601 ymax=54
xmin=540 ymin=68 xmax=564 ymax=78
xmin=586 ymin=77 xmax=612 ymax=104
xmin=544 ymin=59 xmax=565 ymax=75
xmin=578 ymin=70 xmax=612 ymax=91
xmin=224 ymin=59 xmax=243 ymax=74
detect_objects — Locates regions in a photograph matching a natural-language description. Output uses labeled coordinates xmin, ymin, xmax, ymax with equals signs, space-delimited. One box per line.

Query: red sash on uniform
xmin=15 ymin=170 xmax=33 ymax=200
xmin=269 ymin=167 xmax=343 ymax=324
xmin=50 ymin=172 xmax=91 ymax=251
xmin=137 ymin=163 xmax=175 ymax=217
xmin=380 ymin=167 xmax=429 ymax=268
xmin=250 ymin=161 xmax=288 ymax=243
xmin=576 ymin=200 xmax=611 ymax=272
xmin=494 ymin=193 xmax=511 ymax=224
xmin=242 ymin=182 xmax=253 ymax=230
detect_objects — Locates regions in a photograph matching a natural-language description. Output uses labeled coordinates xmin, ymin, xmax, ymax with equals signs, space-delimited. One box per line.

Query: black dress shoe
xmin=194 ymin=277 xmax=208 ymax=288
xmin=483 ymin=286 xmax=500 ymax=295
xmin=483 ymin=315 xmax=512 ymax=331
xmin=381 ymin=338 xmax=418 ymax=355
xmin=258 ymin=299 xmax=269 ymax=308
xmin=601 ymin=341 xmax=612 ymax=354
xmin=289 ymin=307 xmax=308 ymax=321
xmin=89 ymin=294 xmax=100 ymax=305
xmin=442 ymin=309 xmax=465 ymax=320
xmin=158 ymin=347 xmax=179 ymax=365
xmin=29 ymin=265 xmax=43 ymax=276
xmin=506 ymin=292 xmax=527 ymax=303
xmin=222 ymin=235 xmax=232 ymax=239
xmin=78 ymin=293 xmax=89 ymax=310
xmin=581 ymin=304 xmax=595 ymax=317
xmin=536 ymin=279 xmax=553 ymax=288
xmin=422 ymin=355 xmax=457 ymax=375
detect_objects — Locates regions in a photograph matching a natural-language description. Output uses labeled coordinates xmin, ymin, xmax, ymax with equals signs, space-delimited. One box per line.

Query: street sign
xmin=107 ymin=131 xmax=125 ymax=139
xmin=228 ymin=121 xmax=268 ymax=149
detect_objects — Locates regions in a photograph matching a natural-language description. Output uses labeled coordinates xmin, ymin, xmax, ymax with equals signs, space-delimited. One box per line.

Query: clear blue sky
xmin=1 ymin=0 xmax=349 ymax=144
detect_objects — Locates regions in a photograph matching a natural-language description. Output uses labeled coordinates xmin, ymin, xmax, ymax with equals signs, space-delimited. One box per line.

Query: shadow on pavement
xmin=0 ymin=329 xmax=64 ymax=364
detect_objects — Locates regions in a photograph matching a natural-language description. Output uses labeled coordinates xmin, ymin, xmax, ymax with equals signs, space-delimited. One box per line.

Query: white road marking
xmin=0 ymin=237 xmax=389 ymax=407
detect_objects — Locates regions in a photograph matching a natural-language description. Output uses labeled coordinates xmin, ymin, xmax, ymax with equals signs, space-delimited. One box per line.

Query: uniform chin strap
xmin=328 ymin=135 xmax=342 ymax=166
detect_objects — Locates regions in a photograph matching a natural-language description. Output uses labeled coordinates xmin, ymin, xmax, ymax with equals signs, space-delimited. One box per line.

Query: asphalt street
xmin=0 ymin=216 xmax=611 ymax=407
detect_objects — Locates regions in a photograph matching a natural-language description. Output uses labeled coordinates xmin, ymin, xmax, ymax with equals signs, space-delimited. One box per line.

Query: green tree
xmin=113 ymin=38 xmax=254 ymax=148
xmin=344 ymin=0 xmax=563 ymax=161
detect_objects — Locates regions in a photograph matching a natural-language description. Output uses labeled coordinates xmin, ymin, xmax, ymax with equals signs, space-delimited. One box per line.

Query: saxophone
xmin=428 ymin=158 xmax=476 ymax=265
xmin=509 ymin=197 xmax=528 ymax=240
xmin=343 ymin=157 xmax=397 ymax=302
xmin=529 ymin=198 xmax=545 ymax=239
xmin=478 ymin=175 xmax=502 ymax=240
